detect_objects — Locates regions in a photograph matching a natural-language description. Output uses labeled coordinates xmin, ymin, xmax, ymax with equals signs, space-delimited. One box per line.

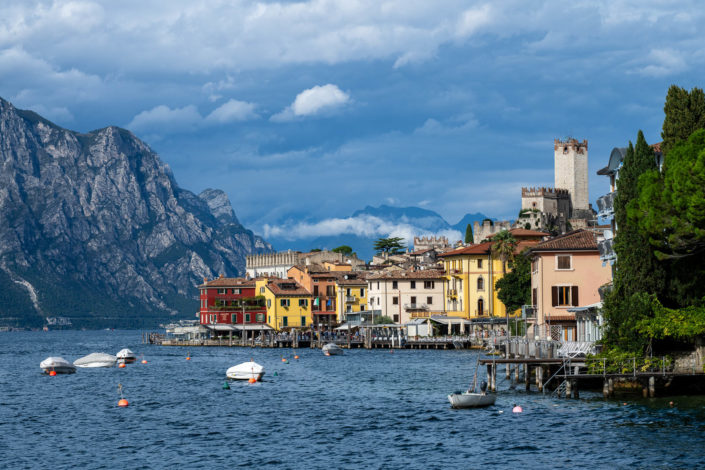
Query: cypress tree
xmin=464 ymin=223 xmax=473 ymax=244
xmin=661 ymin=85 xmax=705 ymax=155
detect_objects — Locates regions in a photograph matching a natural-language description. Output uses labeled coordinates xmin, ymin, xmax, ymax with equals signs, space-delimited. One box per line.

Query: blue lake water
xmin=2 ymin=330 xmax=705 ymax=469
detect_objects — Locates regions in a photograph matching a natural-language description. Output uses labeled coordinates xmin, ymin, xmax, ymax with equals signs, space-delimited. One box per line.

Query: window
xmin=346 ymin=288 xmax=351 ymax=296
xmin=532 ymin=259 xmax=538 ymax=273
xmin=556 ymin=255 xmax=572 ymax=270
xmin=376 ymin=282 xmax=380 ymax=289
xmin=360 ymin=288 xmax=365 ymax=297
xmin=233 ymin=288 xmax=240 ymax=295
xmin=427 ymin=296 xmax=433 ymax=305
xmin=268 ymin=315 xmax=271 ymax=324
xmin=392 ymin=281 xmax=398 ymax=289
xmin=477 ymin=277 xmax=484 ymax=291
xmin=282 ymin=316 xmax=288 ymax=327
xmin=301 ymin=316 xmax=306 ymax=326
xmin=256 ymin=313 xmax=264 ymax=323
xmin=477 ymin=298 xmax=484 ymax=315
xmin=424 ymin=281 xmax=434 ymax=289
xmin=298 ymin=299 xmax=308 ymax=307
xmin=360 ymin=304 xmax=365 ymax=310
xmin=245 ymin=313 xmax=251 ymax=322
xmin=267 ymin=299 xmax=271 ymax=308
xmin=411 ymin=296 xmax=417 ymax=305
xmin=280 ymin=299 xmax=290 ymax=307
xmin=532 ymin=288 xmax=537 ymax=306
xmin=218 ymin=288 xmax=226 ymax=294
xmin=231 ymin=314 xmax=237 ymax=323
xmin=552 ymin=286 xmax=579 ymax=307
xmin=393 ymin=314 xmax=399 ymax=323
xmin=477 ymin=259 xmax=483 ymax=269
xmin=410 ymin=281 xmax=416 ymax=289
xmin=392 ymin=296 xmax=399 ymax=305
xmin=260 ymin=287 xmax=265 ymax=294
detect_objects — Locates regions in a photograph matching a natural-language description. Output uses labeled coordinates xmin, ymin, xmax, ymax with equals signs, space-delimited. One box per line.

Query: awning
xmin=233 ymin=324 xmax=275 ymax=331
xmin=204 ymin=324 xmax=238 ymax=331
xmin=335 ymin=323 xmax=359 ymax=330
xmin=567 ymin=302 xmax=603 ymax=313
xmin=429 ymin=315 xmax=473 ymax=326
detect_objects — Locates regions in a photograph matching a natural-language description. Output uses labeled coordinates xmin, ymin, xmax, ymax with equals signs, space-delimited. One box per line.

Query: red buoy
xmin=248 ymin=377 xmax=256 ymax=384
xmin=118 ymin=363 xmax=126 ymax=368
xmin=49 ymin=370 xmax=57 ymax=376
xmin=141 ymin=359 xmax=148 ymax=364
xmin=118 ymin=399 xmax=129 ymax=407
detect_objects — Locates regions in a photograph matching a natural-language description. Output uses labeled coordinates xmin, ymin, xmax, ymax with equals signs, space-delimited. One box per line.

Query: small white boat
xmin=448 ymin=391 xmax=496 ymax=408
xmin=40 ymin=357 xmax=76 ymax=374
xmin=322 ymin=343 xmax=343 ymax=356
xmin=226 ymin=361 xmax=265 ymax=380
xmin=116 ymin=348 xmax=137 ymax=364
xmin=73 ymin=352 xmax=117 ymax=368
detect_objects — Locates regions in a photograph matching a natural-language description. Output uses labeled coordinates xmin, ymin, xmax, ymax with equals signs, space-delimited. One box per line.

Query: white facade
xmin=554 ymin=138 xmax=589 ymax=213
xmin=367 ymin=273 xmax=445 ymax=325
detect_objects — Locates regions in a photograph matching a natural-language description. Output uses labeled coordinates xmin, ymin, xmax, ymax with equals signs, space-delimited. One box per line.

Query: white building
xmin=366 ymin=270 xmax=445 ymax=324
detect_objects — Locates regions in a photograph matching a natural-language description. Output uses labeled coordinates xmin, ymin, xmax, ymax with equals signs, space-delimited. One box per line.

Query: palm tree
xmin=491 ymin=230 xmax=517 ymax=275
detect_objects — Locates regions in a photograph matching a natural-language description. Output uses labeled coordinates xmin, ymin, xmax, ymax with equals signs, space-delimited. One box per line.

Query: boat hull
xmin=116 ymin=348 xmax=136 ymax=363
xmin=226 ymin=361 xmax=265 ymax=380
xmin=74 ymin=353 xmax=117 ymax=368
xmin=322 ymin=343 xmax=343 ymax=355
xmin=40 ymin=357 xmax=76 ymax=374
xmin=448 ymin=392 xmax=496 ymax=408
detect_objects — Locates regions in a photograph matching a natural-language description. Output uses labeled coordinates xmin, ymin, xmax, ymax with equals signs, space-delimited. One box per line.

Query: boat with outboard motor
xmin=116 ymin=348 xmax=137 ymax=364
xmin=226 ymin=361 xmax=265 ymax=380
xmin=322 ymin=343 xmax=343 ymax=356
xmin=73 ymin=352 xmax=117 ymax=368
xmin=40 ymin=357 xmax=76 ymax=374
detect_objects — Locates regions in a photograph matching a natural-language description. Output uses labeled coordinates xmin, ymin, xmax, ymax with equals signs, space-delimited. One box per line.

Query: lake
xmin=2 ymin=330 xmax=705 ymax=469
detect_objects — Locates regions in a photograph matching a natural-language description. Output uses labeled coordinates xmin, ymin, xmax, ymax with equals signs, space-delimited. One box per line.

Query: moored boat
xmin=322 ymin=343 xmax=343 ymax=356
xmin=40 ymin=357 xmax=76 ymax=374
xmin=448 ymin=391 xmax=496 ymax=408
xmin=116 ymin=348 xmax=137 ymax=364
xmin=73 ymin=352 xmax=117 ymax=368
xmin=226 ymin=361 xmax=265 ymax=380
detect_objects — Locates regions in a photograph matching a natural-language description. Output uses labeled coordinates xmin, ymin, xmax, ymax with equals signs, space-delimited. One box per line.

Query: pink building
xmin=529 ymin=230 xmax=612 ymax=341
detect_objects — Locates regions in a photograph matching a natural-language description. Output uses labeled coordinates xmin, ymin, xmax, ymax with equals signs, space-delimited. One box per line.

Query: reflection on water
xmin=1 ymin=330 xmax=705 ymax=469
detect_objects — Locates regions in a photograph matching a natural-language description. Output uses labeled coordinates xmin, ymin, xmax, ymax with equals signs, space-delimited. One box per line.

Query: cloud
xmin=263 ymin=214 xmax=462 ymax=246
xmin=206 ymin=99 xmax=258 ymax=123
xmin=271 ymin=84 xmax=350 ymax=122
xmin=635 ymin=48 xmax=688 ymax=77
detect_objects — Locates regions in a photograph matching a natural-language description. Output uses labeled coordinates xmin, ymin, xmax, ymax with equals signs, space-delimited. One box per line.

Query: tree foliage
xmin=464 ymin=223 xmax=473 ymax=244
xmin=637 ymin=294 xmax=705 ymax=340
xmin=495 ymin=251 xmax=531 ymax=314
xmin=661 ymin=85 xmax=705 ymax=155
xmin=373 ymin=237 xmax=406 ymax=255
xmin=332 ymin=245 xmax=353 ymax=256
xmin=490 ymin=230 xmax=517 ymax=274
xmin=374 ymin=315 xmax=394 ymax=324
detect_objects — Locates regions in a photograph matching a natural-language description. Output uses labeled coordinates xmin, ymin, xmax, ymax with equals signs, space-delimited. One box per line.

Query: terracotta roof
xmin=266 ymin=279 xmax=312 ymax=296
xmin=437 ymin=242 xmax=493 ymax=257
xmin=508 ymin=228 xmax=549 ymax=238
xmin=198 ymin=277 xmax=255 ymax=288
xmin=367 ymin=269 xmax=445 ymax=280
xmin=410 ymin=248 xmax=433 ymax=256
xmin=530 ymin=229 xmax=598 ymax=252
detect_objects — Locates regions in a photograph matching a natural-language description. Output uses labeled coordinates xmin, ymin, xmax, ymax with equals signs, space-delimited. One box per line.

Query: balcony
xmin=404 ymin=303 xmax=428 ymax=311
xmin=596 ymin=191 xmax=616 ymax=219
xmin=345 ymin=296 xmax=356 ymax=303
xmin=521 ymin=305 xmax=537 ymax=319
xmin=448 ymin=289 xmax=458 ymax=297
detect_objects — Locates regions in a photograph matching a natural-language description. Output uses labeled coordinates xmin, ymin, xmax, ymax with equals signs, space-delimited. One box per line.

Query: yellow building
xmin=438 ymin=228 xmax=547 ymax=321
xmin=256 ymin=278 xmax=313 ymax=330
xmin=334 ymin=272 xmax=368 ymax=323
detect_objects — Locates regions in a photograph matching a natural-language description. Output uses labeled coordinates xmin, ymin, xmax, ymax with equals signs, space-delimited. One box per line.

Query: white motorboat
xmin=40 ymin=357 xmax=76 ymax=374
xmin=226 ymin=361 xmax=265 ymax=380
xmin=116 ymin=348 xmax=137 ymax=364
xmin=322 ymin=343 xmax=343 ymax=356
xmin=73 ymin=352 xmax=117 ymax=368
xmin=448 ymin=391 xmax=496 ymax=408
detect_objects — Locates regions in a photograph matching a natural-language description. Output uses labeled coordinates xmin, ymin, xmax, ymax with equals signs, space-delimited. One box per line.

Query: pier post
xmin=506 ymin=363 xmax=511 ymax=380
xmin=514 ymin=364 xmax=519 ymax=382
xmin=537 ymin=366 xmax=544 ymax=392
xmin=603 ymin=380 xmax=609 ymax=398
xmin=642 ymin=380 xmax=648 ymax=398
xmin=524 ymin=363 xmax=530 ymax=391
xmin=649 ymin=376 xmax=656 ymax=398
xmin=608 ymin=378 xmax=614 ymax=397
xmin=565 ymin=379 xmax=572 ymax=398
xmin=572 ymin=380 xmax=579 ymax=399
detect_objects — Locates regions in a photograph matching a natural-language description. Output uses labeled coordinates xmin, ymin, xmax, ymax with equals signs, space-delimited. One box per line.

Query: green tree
xmin=310 ymin=248 xmax=322 ymax=252
xmin=464 ymin=223 xmax=473 ymax=244
xmin=495 ymin=250 xmax=531 ymax=313
xmin=661 ymin=85 xmax=705 ymax=155
xmin=332 ymin=245 xmax=353 ymax=256
xmin=373 ymin=237 xmax=406 ymax=255
xmin=490 ymin=230 xmax=517 ymax=274
xmin=374 ymin=315 xmax=394 ymax=324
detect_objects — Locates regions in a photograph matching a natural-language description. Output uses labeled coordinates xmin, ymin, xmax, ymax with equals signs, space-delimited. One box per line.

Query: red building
xmin=198 ymin=276 xmax=266 ymax=326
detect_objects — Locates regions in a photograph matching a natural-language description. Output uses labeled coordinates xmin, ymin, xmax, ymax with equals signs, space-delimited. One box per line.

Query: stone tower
xmin=554 ymin=138 xmax=589 ymax=215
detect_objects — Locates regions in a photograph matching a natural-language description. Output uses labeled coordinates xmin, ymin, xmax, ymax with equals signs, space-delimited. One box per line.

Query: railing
xmin=448 ymin=289 xmax=458 ymax=296
xmin=345 ymin=296 xmax=356 ymax=302
xmin=521 ymin=305 xmax=536 ymax=319
xmin=598 ymin=238 xmax=616 ymax=262
xmin=404 ymin=304 xmax=428 ymax=310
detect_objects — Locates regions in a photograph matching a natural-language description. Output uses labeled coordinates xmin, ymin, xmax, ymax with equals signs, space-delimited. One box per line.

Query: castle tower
xmin=554 ymin=138 xmax=589 ymax=214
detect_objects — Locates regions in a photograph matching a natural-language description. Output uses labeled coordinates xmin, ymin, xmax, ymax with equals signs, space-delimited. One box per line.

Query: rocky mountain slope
xmin=0 ymin=98 xmax=270 ymax=328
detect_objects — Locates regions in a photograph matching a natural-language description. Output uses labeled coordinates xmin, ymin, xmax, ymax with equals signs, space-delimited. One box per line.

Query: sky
xmin=1 ymin=0 xmax=704 ymax=244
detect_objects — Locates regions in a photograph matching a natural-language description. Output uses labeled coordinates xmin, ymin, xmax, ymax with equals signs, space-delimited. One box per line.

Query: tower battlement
xmin=521 ymin=187 xmax=570 ymax=198
xmin=554 ymin=138 xmax=588 ymax=153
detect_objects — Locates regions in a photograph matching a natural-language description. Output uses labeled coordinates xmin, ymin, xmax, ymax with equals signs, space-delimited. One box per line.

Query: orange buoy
xmin=281 ymin=357 xmax=287 ymax=362
xmin=118 ymin=399 xmax=129 ymax=407
xmin=294 ymin=355 xmax=299 ymax=359
xmin=118 ymin=363 xmax=126 ymax=368
xmin=49 ymin=370 xmax=57 ymax=376
xmin=186 ymin=356 xmax=191 ymax=361
xmin=248 ymin=377 xmax=256 ymax=384
xmin=141 ymin=360 xmax=148 ymax=364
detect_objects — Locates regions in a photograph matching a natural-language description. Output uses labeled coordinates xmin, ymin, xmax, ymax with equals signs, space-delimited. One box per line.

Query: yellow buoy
xmin=118 ymin=399 xmax=129 ymax=407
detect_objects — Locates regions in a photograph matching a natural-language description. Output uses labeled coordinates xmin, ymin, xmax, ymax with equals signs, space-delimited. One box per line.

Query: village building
xmin=528 ymin=229 xmax=612 ymax=342
xmin=413 ymin=236 xmax=452 ymax=252
xmin=439 ymin=228 xmax=547 ymax=323
xmin=246 ymin=249 xmax=364 ymax=278
xmin=256 ymin=278 xmax=313 ymax=330
xmin=367 ymin=270 xmax=445 ymax=324
xmin=335 ymin=272 xmax=368 ymax=324
xmin=287 ymin=264 xmax=338 ymax=329
xmin=197 ymin=276 xmax=268 ymax=335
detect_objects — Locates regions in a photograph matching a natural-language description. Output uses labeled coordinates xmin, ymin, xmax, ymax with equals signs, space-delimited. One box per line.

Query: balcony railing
xmin=522 ymin=305 xmax=537 ymax=319
xmin=598 ymin=239 xmax=616 ymax=263
xmin=345 ymin=296 xmax=356 ymax=302
xmin=448 ymin=289 xmax=458 ymax=297
xmin=404 ymin=303 xmax=429 ymax=311
xmin=596 ymin=191 xmax=616 ymax=219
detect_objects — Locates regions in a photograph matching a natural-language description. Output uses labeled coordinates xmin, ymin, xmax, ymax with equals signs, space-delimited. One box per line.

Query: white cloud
xmin=206 ymin=99 xmax=258 ymax=123
xmin=271 ymin=84 xmax=350 ymax=122
xmin=127 ymin=105 xmax=202 ymax=133
xmin=263 ymin=214 xmax=462 ymax=246
xmin=635 ymin=48 xmax=688 ymax=77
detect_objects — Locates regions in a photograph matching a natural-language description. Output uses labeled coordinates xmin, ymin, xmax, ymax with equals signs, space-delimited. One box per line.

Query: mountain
xmin=264 ymin=205 xmax=490 ymax=260
xmin=0 ymin=98 xmax=271 ymax=329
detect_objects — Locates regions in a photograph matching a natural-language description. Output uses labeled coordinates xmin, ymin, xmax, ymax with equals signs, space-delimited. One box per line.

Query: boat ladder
xmin=552 ymin=380 xmax=568 ymax=398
